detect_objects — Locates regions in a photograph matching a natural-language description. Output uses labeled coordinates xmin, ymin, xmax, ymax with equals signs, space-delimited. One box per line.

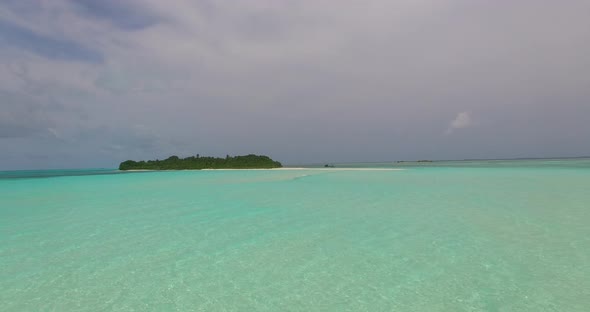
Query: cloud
xmin=1 ymin=0 xmax=590 ymax=168
xmin=71 ymin=0 xmax=159 ymax=30
xmin=0 ymin=90 xmax=54 ymax=138
xmin=0 ymin=19 xmax=103 ymax=63
xmin=446 ymin=112 xmax=473 ymax=135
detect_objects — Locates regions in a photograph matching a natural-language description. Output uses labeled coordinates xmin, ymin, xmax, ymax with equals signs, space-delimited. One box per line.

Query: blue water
xmin=0 ymin=168 xmax=123 ymax=179
xmin=1 ymin=159 xmax=589 ymax=311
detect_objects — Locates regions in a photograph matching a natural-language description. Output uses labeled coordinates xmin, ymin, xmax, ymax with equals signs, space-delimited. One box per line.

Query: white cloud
xmin=446 ymin=112 xmax=473 ymax=135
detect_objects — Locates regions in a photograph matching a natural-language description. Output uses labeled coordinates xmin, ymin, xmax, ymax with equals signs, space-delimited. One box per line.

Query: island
xmin=119 ymin=154 xmax=282 ymax=170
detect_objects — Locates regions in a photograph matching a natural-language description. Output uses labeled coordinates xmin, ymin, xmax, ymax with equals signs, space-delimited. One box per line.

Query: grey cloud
xmin=72 ymin=0 xmax=159 ymax=30
xmin=1 ymin=0 xmax=590 ymax=169
xmin=0 ymin=19 xmax=103 ymax=63
xmin=0 ymin=91 xmax=55 ymax=138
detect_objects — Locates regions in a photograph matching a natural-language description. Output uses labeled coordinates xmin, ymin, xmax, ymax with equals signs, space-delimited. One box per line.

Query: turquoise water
xmin=1 ymin=160 xmax=589 ymax=311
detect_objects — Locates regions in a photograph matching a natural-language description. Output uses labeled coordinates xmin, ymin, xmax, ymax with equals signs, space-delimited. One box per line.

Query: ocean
xmin=1 ymin=159 xmax=589 ymax=311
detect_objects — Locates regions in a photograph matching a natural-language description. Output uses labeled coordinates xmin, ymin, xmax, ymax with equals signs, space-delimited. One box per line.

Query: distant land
xmin=119 ymin=154 xmax=282 ymax=170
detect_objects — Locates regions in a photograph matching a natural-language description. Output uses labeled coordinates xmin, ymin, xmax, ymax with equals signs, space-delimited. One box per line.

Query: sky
xmin=1 ymin=0 xmax=589 ymax=169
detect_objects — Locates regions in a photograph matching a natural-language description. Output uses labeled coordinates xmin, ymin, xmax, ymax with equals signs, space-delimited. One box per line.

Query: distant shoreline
xmin=124 ymin=168 xmax=405 ymax=172
xmin=119 ymin=154 xmax=283 ymax=171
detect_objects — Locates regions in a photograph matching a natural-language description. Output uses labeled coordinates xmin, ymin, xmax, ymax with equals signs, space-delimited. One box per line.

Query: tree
xmin=119 ymin=154 xmax=282 ymax=170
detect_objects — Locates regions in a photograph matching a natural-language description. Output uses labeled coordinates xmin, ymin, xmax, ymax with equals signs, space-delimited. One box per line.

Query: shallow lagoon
xmin=1 ymin=160 xmax=589 ymax=311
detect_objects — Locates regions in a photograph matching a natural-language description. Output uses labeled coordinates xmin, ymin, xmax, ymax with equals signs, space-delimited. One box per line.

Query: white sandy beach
xmin=126 ymin=168 xmax=404 ymax=172
xmin=202 ymin=167 xmax=405 ymax=171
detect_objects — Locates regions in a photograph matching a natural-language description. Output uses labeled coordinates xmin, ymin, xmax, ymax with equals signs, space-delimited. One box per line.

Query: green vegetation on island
xmin=119 ymin=154 xmax=282 ymax=170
